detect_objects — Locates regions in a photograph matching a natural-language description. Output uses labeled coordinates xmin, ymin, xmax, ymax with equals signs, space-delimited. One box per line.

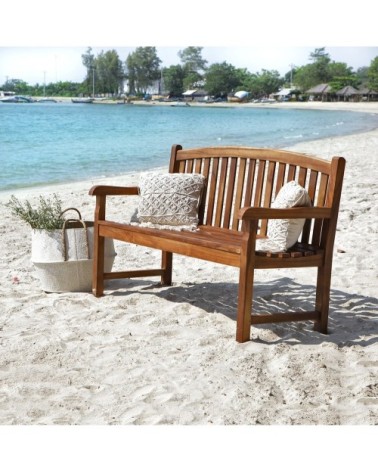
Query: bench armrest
xmin=89 ymin=185 xmax=139 ymax=196
xmin=238 ymin=206 xmax=332 ymax=221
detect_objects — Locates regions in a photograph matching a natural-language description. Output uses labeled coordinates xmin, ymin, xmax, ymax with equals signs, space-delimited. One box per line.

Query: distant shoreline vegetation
xmin=1 ymin=47 xmax=377 ymax=102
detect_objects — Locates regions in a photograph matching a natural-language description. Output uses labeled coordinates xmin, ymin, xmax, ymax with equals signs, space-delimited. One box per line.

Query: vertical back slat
xmin=301 ymin=170 xmax=319 ymax=243
xmin=287 ymin=164 xmax=296 ymax=182
xmin=232 ymin=158 xmax=247 ymax=230
xmin=204 ymin=158 xmax=219 ymax=226
xmin=223 ymin=158 xmax=238 ymax=228
xmin=198 ymin=158 xmax=210 ymax=225
xmin=275 ymin=162 xmax=286 ymax=195
xmin=194 ymin=159 xmax=202 ymax=174
xmin=243 ymin=159 xmax=256 ymax=207
xmin=186 ymin=160 xmax=194 ymax=173
xmin=312 ymin=173 xmax=329 ymax=246
xmin=254 ymin=160 xmax=266 ymax=206
xmin=260 ymin=161 xmax=276 ymax=235
xmin=214 ymin=158 xmax=229 ymax=227
xmin=298 ymin=167 xmax=307 ymax=187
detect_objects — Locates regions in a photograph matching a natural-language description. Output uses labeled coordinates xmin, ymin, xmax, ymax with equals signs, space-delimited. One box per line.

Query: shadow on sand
xmin=109 ymin=277 xmax=378 ymax=346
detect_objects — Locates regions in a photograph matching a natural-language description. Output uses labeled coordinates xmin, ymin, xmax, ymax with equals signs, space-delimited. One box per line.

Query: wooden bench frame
xmin=89 ymin=145 xmax=345 ymax=342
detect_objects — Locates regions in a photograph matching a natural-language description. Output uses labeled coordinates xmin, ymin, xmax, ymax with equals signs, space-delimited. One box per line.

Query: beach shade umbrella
xmin=234 ymin=90 xmax=249 ymax=99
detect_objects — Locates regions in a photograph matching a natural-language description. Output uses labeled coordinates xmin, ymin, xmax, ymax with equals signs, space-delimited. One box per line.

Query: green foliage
xmin=178 ymin=47 xmax=207 ymax=91
xmin=162 ymin=65 xmax=185 ymax=96
xmin=178 ymin=47 xmax=208 ymax=73
xmin=81 ymin=47 xmax=95 ymax=95
xmin=367 ymin=56 xmax=378 ymax=90
xmin=126 ymin=47 xmax=162 ymax=94
xmin=204 ymin=62 xmax=240 ymax=96
xmin=242 ymin=70 xmax=284 ymax=98
xmin=6 ymin=194 xmax=65 ymax=230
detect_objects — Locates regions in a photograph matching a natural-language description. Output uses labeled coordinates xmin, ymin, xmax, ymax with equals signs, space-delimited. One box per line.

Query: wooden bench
xmin=89 ymin=145 xmax=346 ymax=342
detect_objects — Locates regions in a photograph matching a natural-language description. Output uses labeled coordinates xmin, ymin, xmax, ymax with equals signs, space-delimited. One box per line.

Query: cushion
xmin=256 ymin=181 xmax=311 ymax=253
xmin=136 ymin=172 xmax=205 ymax=230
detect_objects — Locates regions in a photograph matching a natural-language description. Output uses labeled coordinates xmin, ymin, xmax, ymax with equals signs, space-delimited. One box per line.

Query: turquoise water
xmin=1 ymin=102 xmax=377 ymax=191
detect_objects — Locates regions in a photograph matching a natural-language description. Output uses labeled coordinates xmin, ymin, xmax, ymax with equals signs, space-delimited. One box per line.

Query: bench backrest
xmin=169 ymin=144 xmax=346 ymax=248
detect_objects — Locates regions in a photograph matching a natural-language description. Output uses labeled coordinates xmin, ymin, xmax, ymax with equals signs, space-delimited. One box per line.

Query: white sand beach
xmin=0 ymin=102 xmax=377 ymax=427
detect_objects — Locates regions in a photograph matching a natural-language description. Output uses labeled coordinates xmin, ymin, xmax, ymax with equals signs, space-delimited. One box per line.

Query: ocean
xmin=1 ymin=101 xmax=377 ymax=191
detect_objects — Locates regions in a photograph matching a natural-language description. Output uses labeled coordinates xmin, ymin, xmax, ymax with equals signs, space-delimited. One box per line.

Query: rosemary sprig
xmin=6 ymin=194 xmax=66 ymax=230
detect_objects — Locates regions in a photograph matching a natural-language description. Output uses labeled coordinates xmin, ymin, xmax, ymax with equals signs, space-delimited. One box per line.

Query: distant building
xmin=306 ymin=84 xmax=333 ymax=101
xmin=182 ymin=89 xmax=208 ymax=101
xmin=335 ymin=86 xmax=359 ymax=102
xmin=272 ymin=88 xmax=295 ymax=101
xmin=0 ymin=90 xmax=16 ymax=97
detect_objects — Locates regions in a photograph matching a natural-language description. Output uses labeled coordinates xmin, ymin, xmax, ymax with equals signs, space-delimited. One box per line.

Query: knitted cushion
xmin=256 ymin=181 xmax=311 ymax=252
xmin=137 ymin=172 xmax=205 ymax=229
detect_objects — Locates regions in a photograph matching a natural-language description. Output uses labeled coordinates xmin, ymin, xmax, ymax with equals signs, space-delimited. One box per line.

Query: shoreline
xmin=129 ymin=100 xmax=378 ymax=115
xmin=40 ymin=96 xmax=378 ymax=114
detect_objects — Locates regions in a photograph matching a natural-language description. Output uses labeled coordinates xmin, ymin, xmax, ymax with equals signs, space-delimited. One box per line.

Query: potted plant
xmin=6 ymin=194 xmax=116 ymax=292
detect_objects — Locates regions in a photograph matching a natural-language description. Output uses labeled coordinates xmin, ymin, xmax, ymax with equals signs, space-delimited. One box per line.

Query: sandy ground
xmin=0 ymin=102 xmax=377 ymax=428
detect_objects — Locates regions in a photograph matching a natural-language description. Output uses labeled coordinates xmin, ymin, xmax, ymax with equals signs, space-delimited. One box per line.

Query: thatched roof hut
xmin=336 ymin=86 xmax=359 ymax=101
xmin=357 ymin=87 xmax=378 ymax=101
xmin=306 ymin=84 xmax=333 ymax=101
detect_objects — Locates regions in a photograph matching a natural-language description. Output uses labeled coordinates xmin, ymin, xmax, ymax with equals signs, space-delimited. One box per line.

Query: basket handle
xmin=60 ymin=207 xmax=82 ymax=220
xmin=61 ymin=218 xmax=90 ymax=262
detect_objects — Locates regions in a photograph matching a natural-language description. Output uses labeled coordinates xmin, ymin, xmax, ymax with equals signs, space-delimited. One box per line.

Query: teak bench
xmin=89 ymin=145 xmax=345 ymax=342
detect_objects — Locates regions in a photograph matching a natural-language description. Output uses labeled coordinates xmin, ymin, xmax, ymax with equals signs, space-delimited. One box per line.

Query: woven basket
xmin=31 ymin=208 xmax=116 ymax=292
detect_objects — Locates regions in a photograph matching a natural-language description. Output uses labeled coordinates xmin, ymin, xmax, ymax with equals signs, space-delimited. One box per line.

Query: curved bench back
xmin=169 ymin=144 xmax=346 ymax=248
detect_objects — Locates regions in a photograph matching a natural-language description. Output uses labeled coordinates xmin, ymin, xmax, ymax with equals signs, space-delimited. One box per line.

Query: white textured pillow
xmin=256 ymin=181 xmax=311 ymax=252
xmin=137 ymin=172 xmax=205 ymax=229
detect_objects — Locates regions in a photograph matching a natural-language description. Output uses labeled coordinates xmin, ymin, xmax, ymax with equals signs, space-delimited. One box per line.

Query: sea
xmin=1 ymin=101 xmax=378 ymax=192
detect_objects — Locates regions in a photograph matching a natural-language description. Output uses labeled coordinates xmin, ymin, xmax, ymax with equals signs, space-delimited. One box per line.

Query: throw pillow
xmin=256 ymin=181 xmax=311 ymax=252
xmin=136 ymin=172 xmax=205 ymax=230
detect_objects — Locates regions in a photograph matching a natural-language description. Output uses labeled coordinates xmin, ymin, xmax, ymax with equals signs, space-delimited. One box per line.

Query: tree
xmin=2 ymin=78 xmax=29 ymax=94
xmin=162 ymin=65 xmax=185 ymax=97
xmin=204 ymin=62 xmax=240 ymax=96
xmin=327 ymin=62 xmax=358 ymax=91
xmin=178 ymin=46 xmax=207 ymax=72
xmin=355 ymin=66 xmax=369 ymax=84
xmin=125 ymin=47 xmax=162 ymax=95
xmin=178 ymin=46 xmax=207 ymax=90
xmin=367 ymin=56 xmax=378 ymax=91
xmin=95 ymin=50 xmax=124 ymax=95
xmin=294 ymin=48 xmax=333 ymax=91
xmin=256 ymin=70 xmax=283 ymax=97
xmin=81 ymin=47 xmax=95 ymax=95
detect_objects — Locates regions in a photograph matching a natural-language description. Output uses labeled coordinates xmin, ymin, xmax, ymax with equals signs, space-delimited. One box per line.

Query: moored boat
xmin=71 ymin=98 xmax=94 ymax=104
xmin=0 ymin=95 xmax=34 ymax=103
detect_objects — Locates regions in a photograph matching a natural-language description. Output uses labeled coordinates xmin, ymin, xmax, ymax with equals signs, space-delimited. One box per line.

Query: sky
xmin=0 ymin=0 xmax=377 ymax=86
xmin=1 ymin=46 xmax=377 ymax=85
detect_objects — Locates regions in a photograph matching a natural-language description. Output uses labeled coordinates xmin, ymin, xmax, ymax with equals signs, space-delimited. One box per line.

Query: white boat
xmin=71 ymin=98 xmax=94 ymax=104
xmin=0 ymin=95 xmax=34 ymax=103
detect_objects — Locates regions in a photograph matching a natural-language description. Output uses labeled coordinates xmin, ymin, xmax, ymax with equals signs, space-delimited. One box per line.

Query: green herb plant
xmin=6 ymin=194 xmax=66 ymax=230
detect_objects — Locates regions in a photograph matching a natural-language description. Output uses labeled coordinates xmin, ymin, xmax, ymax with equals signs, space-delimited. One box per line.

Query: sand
xmin=0 ymin=102 xmax=377 ymax=427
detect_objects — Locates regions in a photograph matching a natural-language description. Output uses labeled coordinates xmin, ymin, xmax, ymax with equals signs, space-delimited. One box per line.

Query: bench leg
xmin=236 ymin=263 xmax=254 ymax=343
xmin=92 ymin=234 xmax=105 ymax=297
xmin=314 ymin=264 xmax=332 ymax=334
xmin=161 ymin=251 xmax=173 ymax=286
